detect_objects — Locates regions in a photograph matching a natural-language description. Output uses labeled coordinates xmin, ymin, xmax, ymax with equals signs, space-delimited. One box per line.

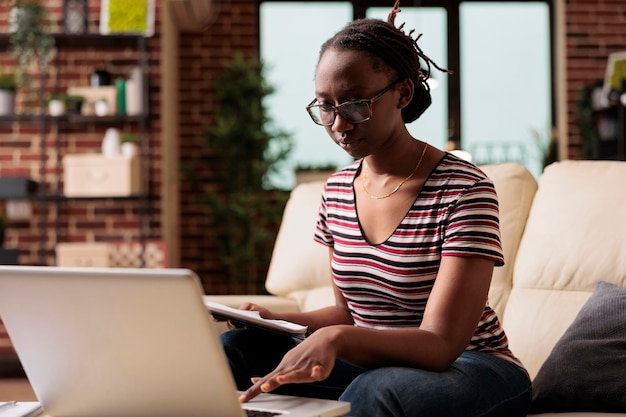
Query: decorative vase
xmin=8 ymin=7 xmax=23 ymax=33
xmin=0 ymin=90 xmax=16 ymax=116
xmin=121 ymin=142 xmax=138 ymax=157
xmin=48 ymin=99 xmax=65 ymax=116
xmin=94 ymin=99 xmax=109 ymax=116
xmin=101 ymin=128 xmax=121 ymax=156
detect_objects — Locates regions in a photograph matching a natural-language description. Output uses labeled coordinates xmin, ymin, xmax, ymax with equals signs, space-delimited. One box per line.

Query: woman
xmin=220 ymin=2 xmax=532 ymax=415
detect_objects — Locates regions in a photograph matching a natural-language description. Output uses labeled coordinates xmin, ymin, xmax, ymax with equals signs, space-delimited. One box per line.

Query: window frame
xmin=257 ymin=0 xmax=556 ymax=149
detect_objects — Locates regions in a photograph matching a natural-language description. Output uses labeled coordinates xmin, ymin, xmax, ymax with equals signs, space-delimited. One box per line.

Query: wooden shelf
xmin=0 ymin=33 xmax=144 ymax=50
xmin=0 ymin=114 xmax=148 ymax=126
xmin=0 ymin=31 xmax=151 ymax=266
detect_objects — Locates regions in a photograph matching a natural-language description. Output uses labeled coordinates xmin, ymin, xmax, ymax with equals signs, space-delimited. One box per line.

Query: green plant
xmin=7 ymin=0 xmax=55 ymax=106
xmin=532 ymin=127 xmax=559 ymax=172
xmin=64 ymin=95 xmax=84 ymax=112
xmin=0 ymin=69 xmax=17 ymax=91
xmin=0 ymin=209 xmax=7 ymax=248
xmin=295 ymin=162 xmax=337 ymax=172
xmin=200 ymin=52 xmax=293 ymax=293
xmin=576 ymin=79 xmax=604 ymax=159
xmin=121 ymin=133 xmax=139 ymax=144
xmin=64 ymin=94 xmax=83 ymax=102
xmin=47 ymin=92 xmax=65 ymax=102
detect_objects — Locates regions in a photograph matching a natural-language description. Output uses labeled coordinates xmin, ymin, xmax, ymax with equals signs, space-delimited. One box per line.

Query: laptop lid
xmin=0 ymin=266 xmax=350 ymax=417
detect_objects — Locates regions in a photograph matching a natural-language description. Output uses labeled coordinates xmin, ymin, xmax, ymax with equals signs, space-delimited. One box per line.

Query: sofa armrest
xmin=202 ymin=295 xmax=301 ymax=334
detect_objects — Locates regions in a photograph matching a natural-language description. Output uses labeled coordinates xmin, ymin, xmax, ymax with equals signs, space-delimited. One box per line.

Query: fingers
xmin=239 ymin=379 xmax=264 ymax=403
xmin=238 ymin=303 xmax=274 ymax=320
xmin=238 ymin=366 xmax=327 ymax=403
xmin=311 ymin=365 xmax=324 ymax=379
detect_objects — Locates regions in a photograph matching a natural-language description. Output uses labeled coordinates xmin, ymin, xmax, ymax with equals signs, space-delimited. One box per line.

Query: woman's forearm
xmin=276 ymin=306 xmax=354 ymax=334
xmin=327 ymin=325 xmax=463 ymax=372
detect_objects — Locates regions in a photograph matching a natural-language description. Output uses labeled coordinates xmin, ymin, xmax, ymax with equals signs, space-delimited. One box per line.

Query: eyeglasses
xmin=305 ymin=80 xmax=399 ymax=126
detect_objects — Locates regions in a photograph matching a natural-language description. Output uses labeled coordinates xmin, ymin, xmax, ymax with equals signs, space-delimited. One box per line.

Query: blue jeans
xmin=220 ymin=328 xmax=531 ymax=417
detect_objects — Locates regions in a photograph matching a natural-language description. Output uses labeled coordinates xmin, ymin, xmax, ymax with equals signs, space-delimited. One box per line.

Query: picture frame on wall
xmin=63 ymin=0 xmax=88 ymax=34
xmin=602 ymin=51 xmax=626 ymax=107
xmin=99 ymin=0 xmax=155 ymax=37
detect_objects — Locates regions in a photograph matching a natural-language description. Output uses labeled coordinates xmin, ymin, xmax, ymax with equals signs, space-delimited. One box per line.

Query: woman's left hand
xmin=238 ymin=326 xmax=341 ymax=403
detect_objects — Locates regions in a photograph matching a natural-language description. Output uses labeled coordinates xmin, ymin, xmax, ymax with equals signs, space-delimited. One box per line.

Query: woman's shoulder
xmin=432 ymin=153 xmax=492 ymax=185
xmin=326 ymin=160 xmax=361 ymax=186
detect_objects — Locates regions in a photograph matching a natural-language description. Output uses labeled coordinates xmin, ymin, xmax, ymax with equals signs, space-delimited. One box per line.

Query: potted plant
xmin=64 ymin=95 xmax=84 ymax=115
xmin=0 ymin=206 xmax=20 ymax=264
xmin=120 ymin=133 xmax=139 ymax=157
xmin=0 ymin=209 xmax=7 ymax=248
xmin=532 ymin=128 xmax=559 ymax=173
xmin=576 ymin=79 xmax=604 ymax=159
xmin=47 ymin=93 xmax=66 ymax=116
xmin=7 ymin=0 xmax=55 ymax=111
xmin=294 ymin=162 xmax=338 ymax=185
xmin=199 ymin=52 xmax=293 ymax=294
xmin=0 ymin=68 xmax=18 ymax=116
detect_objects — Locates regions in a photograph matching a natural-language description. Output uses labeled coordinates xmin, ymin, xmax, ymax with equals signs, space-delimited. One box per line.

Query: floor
xmin=0 ymin=378 xmax=36 ymax=401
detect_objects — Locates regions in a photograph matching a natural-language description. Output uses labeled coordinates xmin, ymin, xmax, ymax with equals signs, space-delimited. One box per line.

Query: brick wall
xmin=176 ymin=0 xmax=265 ymax=295
xmin=565 ymin=0 xmax=626 ymax=158
xmin=0 ymin=0 xmax=163 ymax=269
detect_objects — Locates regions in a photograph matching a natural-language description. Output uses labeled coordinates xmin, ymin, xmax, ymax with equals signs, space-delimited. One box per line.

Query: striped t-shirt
xmin=314 ymin=154 xmax=522 ymax=367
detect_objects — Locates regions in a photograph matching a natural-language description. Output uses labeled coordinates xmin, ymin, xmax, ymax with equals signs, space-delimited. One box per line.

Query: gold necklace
xmin=362 ymin=143 xmax=428 ymax=200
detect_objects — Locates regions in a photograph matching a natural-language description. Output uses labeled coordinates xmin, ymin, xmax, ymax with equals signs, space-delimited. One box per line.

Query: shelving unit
xmin=592 ymin=106 xmax=626 ymax=161
xmin=0 ymin=33 xmax=151 ymax=266
xmin=590 ymin=80 xmax=626 ymax=161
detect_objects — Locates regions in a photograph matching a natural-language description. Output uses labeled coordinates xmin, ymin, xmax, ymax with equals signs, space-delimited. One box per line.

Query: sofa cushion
xmin=265 ymin=181 xmax=333 ymax=309
xmin=480 ymin=163 xmax=537 ymax=318
xmin=530 ymin=281 xmax=626 ymax=413
xmin=503 ymin=160 xmax=626 ymax=378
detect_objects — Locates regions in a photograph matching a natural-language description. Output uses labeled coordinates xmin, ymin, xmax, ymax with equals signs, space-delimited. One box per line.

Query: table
xmin=0 ymin=379 xmax=36 ymax=402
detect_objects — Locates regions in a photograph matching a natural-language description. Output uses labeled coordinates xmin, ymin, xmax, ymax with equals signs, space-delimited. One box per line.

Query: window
xmin=260 ymin=2 xmax=353 ymax=189
xmin=460 ymin=2 xmax=551 ymax=177
xmin=261 ymin=0 xmax=553 ymax=187
xmin=367 ymin=7 xmax=448 ymax=152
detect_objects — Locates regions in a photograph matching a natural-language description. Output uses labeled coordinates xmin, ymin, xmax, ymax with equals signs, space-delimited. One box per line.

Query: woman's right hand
xmin=221 ymin=303 xmax=277 ymax=330
xmin=236 ymin=302 xmax=276 ymax=320
xmin=238 ymin=325 xmax=343 ymax=403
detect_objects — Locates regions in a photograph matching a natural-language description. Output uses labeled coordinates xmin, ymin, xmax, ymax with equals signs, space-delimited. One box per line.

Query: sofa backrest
xmin=264 ymin=161 xmax=538 ymax=317
xmin=264 ymin=180 xmax=334 ymax=311
xmin=480 ymin=163 xmax=538 ymax=317
xmin=502 ymin=160 xmax=626 ymax=379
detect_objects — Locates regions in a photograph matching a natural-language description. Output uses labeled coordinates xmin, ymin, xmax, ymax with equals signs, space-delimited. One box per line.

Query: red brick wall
xmin=565 ymin=0 xmax=626 ymax=158
xmin=176 ymin=0 xmax=262 ymax=294
xmin=0 ymin=0 xmax=163 ymax=267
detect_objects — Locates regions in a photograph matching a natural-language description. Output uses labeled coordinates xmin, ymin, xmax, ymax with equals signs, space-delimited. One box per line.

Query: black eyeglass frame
xmin=305 ymin=80 xmax=400 ymax=126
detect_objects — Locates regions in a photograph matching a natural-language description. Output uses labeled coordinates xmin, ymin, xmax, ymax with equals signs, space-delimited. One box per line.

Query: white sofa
xmin=206 ymin=160 xmax=626 ymax=417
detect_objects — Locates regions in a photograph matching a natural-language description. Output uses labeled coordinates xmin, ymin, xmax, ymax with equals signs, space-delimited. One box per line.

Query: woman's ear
xmin=397 ymin=78 xmax=414 ymax=109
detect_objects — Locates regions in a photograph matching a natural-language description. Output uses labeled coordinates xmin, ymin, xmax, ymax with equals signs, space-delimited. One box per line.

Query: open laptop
xmin=0 ymin=266 xmax=350 ymax=417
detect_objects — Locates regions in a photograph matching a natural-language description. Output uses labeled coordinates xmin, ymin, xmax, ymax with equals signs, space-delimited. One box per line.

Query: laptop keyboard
xmin=245 ymin=409 xmax=283 ymax=417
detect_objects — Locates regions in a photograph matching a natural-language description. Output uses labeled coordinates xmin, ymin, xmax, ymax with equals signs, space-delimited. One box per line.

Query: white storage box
xmin=56 ymin=242 xmax=110 ymax=267
xmin=63 ymin=154 xmax=140 ymax=197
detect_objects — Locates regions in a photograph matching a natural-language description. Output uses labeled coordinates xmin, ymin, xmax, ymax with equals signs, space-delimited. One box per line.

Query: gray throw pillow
xmin=530 ymin=281 xmax=626 ymax=413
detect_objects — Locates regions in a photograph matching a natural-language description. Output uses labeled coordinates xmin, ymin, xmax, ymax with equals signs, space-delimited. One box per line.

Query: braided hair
xmin=318 ymin=0 xmax=451 ymax=123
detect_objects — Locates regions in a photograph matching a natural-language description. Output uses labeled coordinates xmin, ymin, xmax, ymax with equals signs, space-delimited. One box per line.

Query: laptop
xmin=0 ymin=266 xmax=350 ymax=417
